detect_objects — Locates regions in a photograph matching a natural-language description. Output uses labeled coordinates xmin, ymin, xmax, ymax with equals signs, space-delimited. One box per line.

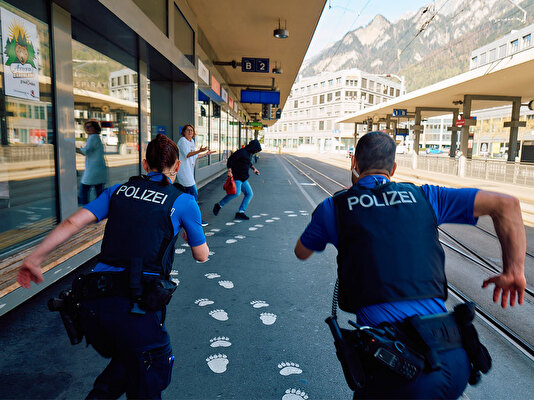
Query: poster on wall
xmin=0 ymin=7 xmax=40 ymax=101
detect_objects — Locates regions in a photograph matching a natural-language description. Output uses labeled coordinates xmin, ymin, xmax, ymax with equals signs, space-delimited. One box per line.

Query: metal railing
xmin=396 ymin=154 xmax=534 ymax=187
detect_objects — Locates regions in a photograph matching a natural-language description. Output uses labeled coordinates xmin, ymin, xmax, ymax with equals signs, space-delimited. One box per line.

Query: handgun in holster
xmin=325 ymin=316 xmax=367 ymax=391
xmin=48 ymin=289 xmax=84 ymax=345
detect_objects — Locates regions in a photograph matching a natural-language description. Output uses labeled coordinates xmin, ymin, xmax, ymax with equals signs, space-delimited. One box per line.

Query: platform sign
xmin=241 ymin=57 xmax=269 ymax=73
xmin=455 ymin=118 xmax=465 ymax=127
xmin=393 ymin=109 xmax=407 ymax=117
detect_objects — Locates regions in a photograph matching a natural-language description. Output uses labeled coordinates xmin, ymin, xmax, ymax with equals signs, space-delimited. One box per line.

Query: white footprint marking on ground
xmin=235 ymin=235 xmax=246 ymax=239
xmin=175 ymin=248 xmax=186 ymax=254
xmin=260 ymin=312 xmax=277 ymax=325
xmin=195 ymin=298 xmax=214 ymax=307
xmin=278 ymin=362 xmax=303 ymax=376
xmin=209 ymin=309 xmax=228 ymax=321
xmin=196 ymin=258 xmax=209 ymax=263
xmin=233 ymin=220 xmax=242 ymax=223
xmin=171 ymin=278 xmax=180 ymax=286
xmin=209 ymin=251 xmax=215 ymax=256
xmin=0 ymin=304 xmax=5 ymax=309
xmin=299 ymin=210 xmax=307 ymax=213
xmin=249 ymin=227 xmax=257 ymax=231
xmin=284 ymin=211 xmax=295 ymax=214
xmin=205 ymin=232 xmax=214 ymax=236
xmin=254 ymin=224 xmax=264 ymax=228
xmin=288 ymin=214 xmax=298 ymax=217
xmin=218 ymin=280 xmax=234 ymax=289
xmin=181 ymin=243 xmax=190 ymax=247
xmin=252 ymin=215 xmax=261 ymax=218
xmin=226 ymin=222 xmax=235 ymax=226
xmin=226 ymin=239 xmax=237 ymax=244
xmin=170 ymin=270 xmax=179 ymax=276
xmin=204 ymin=273 xmax=220 ymax=279
xmin=260 ymin=213 xmax=269 ymax=216
xmin=250 ymin=300 xmax=269 ymax=308
xmin=210 ymin=228 xmax=221 ymax=232
xmin=265 ymin=219 xmax=274 ymax=223
xmin=210 ymin=337 xmax=232 ymax=347
xmin=206 ymin=354 xmax=228 ymax=373
xmin=282 ymin=388 xmax=308 ymax=400
xmin=272 ymin=217 xmax=280 ymax=220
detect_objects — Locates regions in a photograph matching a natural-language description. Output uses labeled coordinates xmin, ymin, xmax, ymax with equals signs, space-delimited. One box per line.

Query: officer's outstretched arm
xmin=474 ymin=190 xmax=526 ymax=308
xmin=17 ymin=208 xmax=98 ymax=289
xmin=294 ymin=238 xmax=314 ymax=260
xmin=191 ymin=243 xmax=209 ymax=263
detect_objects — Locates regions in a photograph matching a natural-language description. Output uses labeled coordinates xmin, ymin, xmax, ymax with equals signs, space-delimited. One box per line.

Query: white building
xmin=421 ymin=24 xmax=534 ymax=159
xmin=263 ymin=69 xmax=405 ymax=153
xmin=109 ymin=68 xmax=138 ymax=102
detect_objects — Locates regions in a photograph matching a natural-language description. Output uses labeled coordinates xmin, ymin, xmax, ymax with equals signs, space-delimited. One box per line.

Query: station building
xmin=0 ymin=0 xmax=327 ymax=314
xmin=263 ymin=68 xmax=405 ymax=153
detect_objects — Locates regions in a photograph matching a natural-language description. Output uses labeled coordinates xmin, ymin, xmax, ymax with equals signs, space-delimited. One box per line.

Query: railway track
xmin=282 ymin=154 xmax=534 ymax=362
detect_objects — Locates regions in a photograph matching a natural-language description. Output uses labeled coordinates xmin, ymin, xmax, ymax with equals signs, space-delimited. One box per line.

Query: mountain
xmin=300 ymin=0 xmax=534 ymax=91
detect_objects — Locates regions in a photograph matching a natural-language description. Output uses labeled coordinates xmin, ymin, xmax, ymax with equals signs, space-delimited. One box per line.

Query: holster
xmin=142 ymin=278 xmax=177 ymax=311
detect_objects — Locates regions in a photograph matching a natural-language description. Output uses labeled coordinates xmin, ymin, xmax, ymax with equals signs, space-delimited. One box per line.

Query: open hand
xmin=482 ymin=272 xmax=526 ymax=308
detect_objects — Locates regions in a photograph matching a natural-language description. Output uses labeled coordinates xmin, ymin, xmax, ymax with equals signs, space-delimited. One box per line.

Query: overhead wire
xmin=321 ymin=0 xmax=373 ymax=72
xmin=394 ymin=0 xmax=534 ymax=74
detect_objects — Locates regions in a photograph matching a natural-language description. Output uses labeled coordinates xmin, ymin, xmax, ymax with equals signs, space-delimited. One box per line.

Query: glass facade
xmin=0 ymin=0 xmax=244 ymax=260
xmin=0 ymin=0 xmax=56 ymax=253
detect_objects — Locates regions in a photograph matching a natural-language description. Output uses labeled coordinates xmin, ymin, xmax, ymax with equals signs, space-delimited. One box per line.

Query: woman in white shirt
xmin=176 ymin=124 xmax=213 ymax=225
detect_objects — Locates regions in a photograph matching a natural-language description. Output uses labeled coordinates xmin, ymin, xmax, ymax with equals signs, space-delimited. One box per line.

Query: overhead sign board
xmin=249 ymin=122 xmax=263 ymax=127
xmin=393 ymin=109 xmax=408 ymax=117
xmin=197 ymin=58 xmax=209 ymax=85
xmin=240 ymin=89 xmax=280 ymax=105
xmin=241 ymin=57 xmax=269 ymax=73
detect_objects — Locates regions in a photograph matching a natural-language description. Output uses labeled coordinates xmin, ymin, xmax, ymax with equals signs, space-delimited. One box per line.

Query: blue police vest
xmin=333 ymin=181 xmax=447 ymax=312
xmin=99 ymin=176 xmax=182 ymax=277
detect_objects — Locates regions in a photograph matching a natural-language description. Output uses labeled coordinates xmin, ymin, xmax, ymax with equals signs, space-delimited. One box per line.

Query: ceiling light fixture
xmin=273 ymin=19 xmax=289 ymax=39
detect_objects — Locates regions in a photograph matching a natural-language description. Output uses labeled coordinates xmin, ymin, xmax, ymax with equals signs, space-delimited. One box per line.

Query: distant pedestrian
xmin=176 ymin=124 xmax=214 ymax=226
xmin=76 ymin=120 xmax=107 ymax=205
xmin=213 ymin=139 xmax=262 ymax=220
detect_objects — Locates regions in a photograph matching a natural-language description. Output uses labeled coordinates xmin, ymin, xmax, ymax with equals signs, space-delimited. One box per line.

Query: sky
xmin=305 ymin=0 xmax=433 ymax=60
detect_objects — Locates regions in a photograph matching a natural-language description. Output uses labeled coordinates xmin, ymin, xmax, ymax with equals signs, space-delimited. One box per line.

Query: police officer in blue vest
xmin=18 ymin=133 xmax=209 ymax=399
xmin=295 ymin=131 xmax=526 ymax=399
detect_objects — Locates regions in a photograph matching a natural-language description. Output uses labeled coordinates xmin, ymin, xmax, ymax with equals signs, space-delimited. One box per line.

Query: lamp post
xmin=378 ymin=73 xmax=406 ymax=95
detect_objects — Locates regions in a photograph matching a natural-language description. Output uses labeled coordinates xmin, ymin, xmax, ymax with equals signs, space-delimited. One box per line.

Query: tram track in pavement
xmin=282 ymin=154 xmax=534 ymax=362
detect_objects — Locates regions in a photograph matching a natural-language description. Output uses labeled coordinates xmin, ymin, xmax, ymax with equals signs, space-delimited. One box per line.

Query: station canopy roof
xmin=187 ymin=0 xmax=327 ymax=125
xmin=339 ymin=46 xmax=534 ymax=124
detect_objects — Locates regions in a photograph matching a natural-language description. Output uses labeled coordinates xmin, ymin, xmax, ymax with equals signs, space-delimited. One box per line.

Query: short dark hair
xmin=355 ymin=131 xmax=396 ymax=174
xmin=145 ymin=134 xmax=179 ymax=185
xmin=84 ymin=120 xmax=101 ymax=134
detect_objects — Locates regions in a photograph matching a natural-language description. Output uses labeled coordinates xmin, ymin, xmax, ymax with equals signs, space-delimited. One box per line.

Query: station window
xmin=480 ymin=52 xmax=487 ymax=64
xmin=0 ymin=0 xmax=57 ymax=254
xmin=361 ymin=78 xmax=367 ymax=89
xmin=523 ymin=34 xmax=531 ymax=49
xmin=327 ymin=93 xmax=333 ymax=102
xmin=319 ymin=94 xmax=325 ymax=104
xmin=72 ymin=15 xmax=139 ymax=194
xmin=319 ymin=120 xmax=325 ymax=130
xmin=294 ymin=100 xmax=298 ymax=108
xmin=489 ymin=48 xmax=496 ymax=62
xmin=471 ymin=56 xmax=478 ymax=66
xmin=320 ymin=81 xmax=325 ymax=87
xmin=328 ymin=79 xmax=333 ymax=86
xmin=499 ymin=45 xmax=506 ymax=58
xmin=510 ymin=39 xmax=518 ymax=53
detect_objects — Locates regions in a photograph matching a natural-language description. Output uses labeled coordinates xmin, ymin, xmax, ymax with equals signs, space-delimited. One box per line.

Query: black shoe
xmin=201 ymin=220 xmax=209 ymax=227
xmin=213 ymin=203 xmax=221 ymax=216
xmin=235 ymin=212 xmax=250 ymax=220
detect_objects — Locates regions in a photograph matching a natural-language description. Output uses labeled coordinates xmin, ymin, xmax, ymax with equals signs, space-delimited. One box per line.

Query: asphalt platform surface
xmin=0 ymin=153 xmax=533 ymax=400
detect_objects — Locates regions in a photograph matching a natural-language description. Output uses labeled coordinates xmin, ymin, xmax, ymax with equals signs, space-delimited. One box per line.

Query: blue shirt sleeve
xmin=84 ymin=183 xmax=121 ymax=221
xmin=299 ymin=197 xmax=338 ymax=251
xmin=420 ymin=185 xmax=479 ymax=225
xmin=172 ymin=193 xmax=206 ymax=247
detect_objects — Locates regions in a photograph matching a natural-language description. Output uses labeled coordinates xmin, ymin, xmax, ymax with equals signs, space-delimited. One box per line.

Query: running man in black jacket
xmin=213 ymin=139 xmax=262 ymax=220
